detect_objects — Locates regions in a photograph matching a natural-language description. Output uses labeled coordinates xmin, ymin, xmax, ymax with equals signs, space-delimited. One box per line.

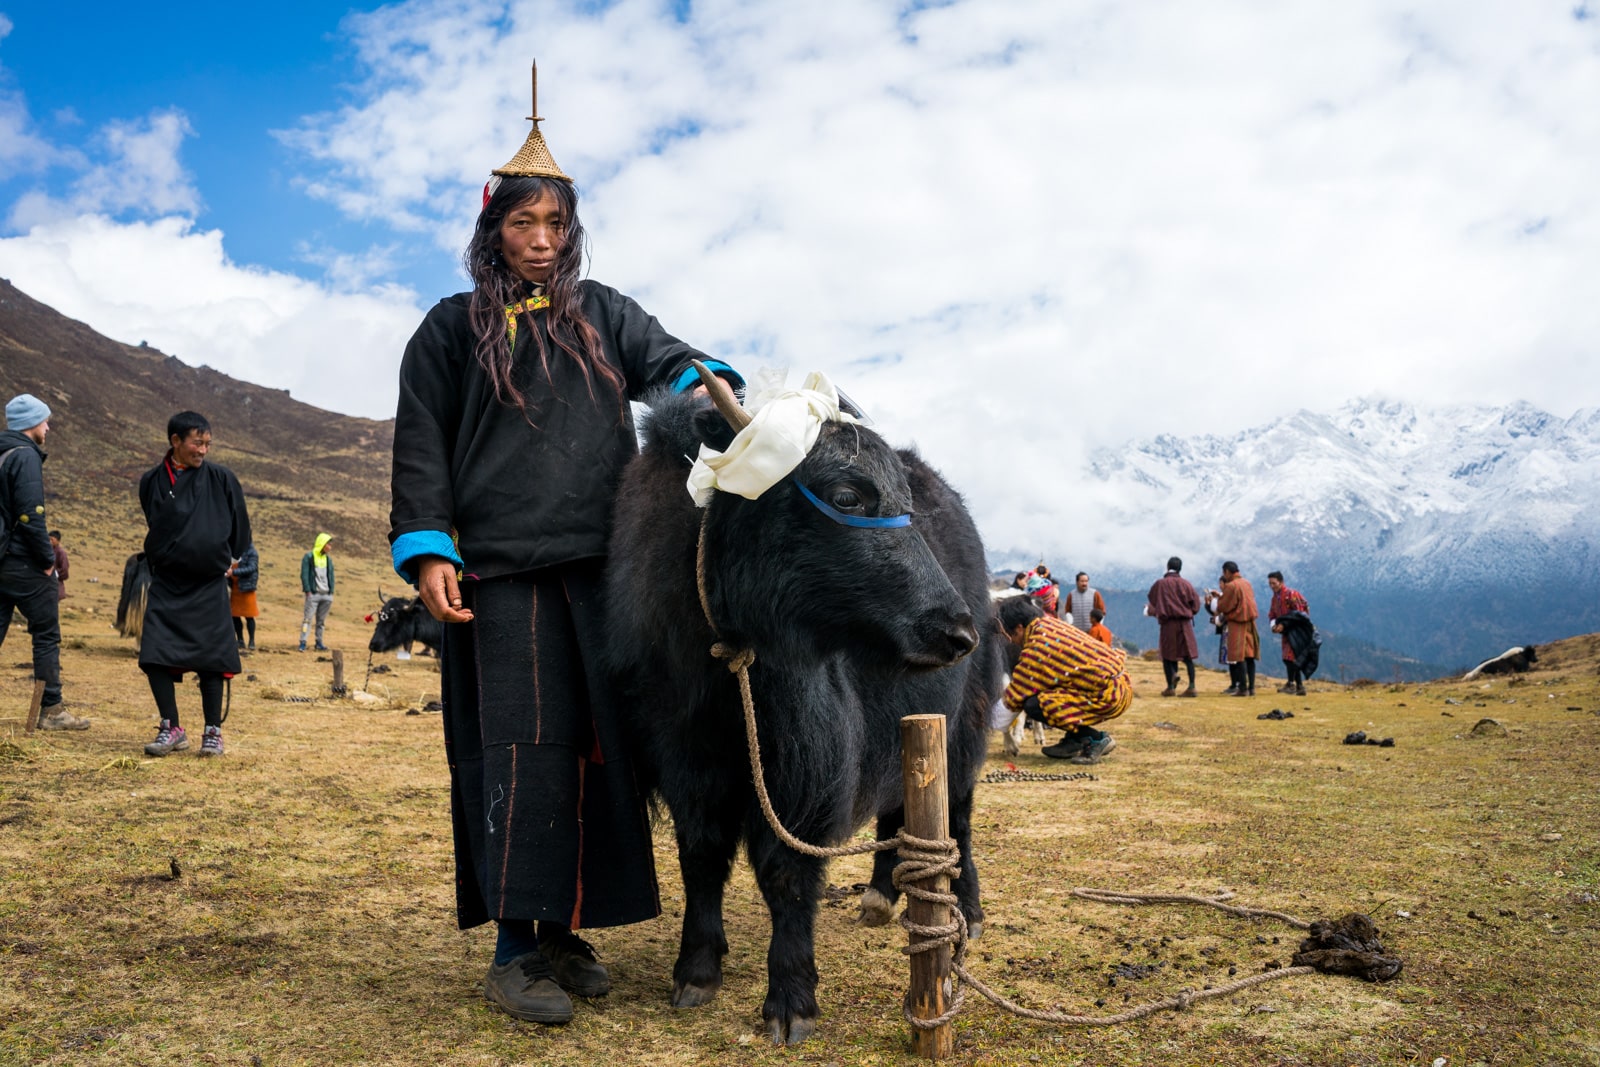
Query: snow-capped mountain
xmin=1047 ymin=398 xmax=1600 ymax=668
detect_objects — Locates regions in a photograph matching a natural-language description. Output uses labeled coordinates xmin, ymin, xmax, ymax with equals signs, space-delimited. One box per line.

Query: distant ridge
xmin=999 ymin=396 xmax=1600 ymax=670
xmin=0 ymin=277 xmax=393 ymax=557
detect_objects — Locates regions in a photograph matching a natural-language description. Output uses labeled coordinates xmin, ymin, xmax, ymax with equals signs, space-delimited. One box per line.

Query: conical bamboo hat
xmin=492 ymin=62 xmax=572 ymax=182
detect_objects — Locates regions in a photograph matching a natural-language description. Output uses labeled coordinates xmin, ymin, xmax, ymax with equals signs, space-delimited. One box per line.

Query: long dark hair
xmin=464 ymin=175 xmax=622 ymax=419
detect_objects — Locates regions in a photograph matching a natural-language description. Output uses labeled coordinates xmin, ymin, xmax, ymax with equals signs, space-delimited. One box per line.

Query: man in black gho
xmin=138 ymin=411 xmax=251 ymax=758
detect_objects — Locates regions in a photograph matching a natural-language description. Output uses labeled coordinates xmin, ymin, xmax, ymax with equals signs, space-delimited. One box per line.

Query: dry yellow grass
xmin=4 ymin=531 xmax=1599 ymax=1066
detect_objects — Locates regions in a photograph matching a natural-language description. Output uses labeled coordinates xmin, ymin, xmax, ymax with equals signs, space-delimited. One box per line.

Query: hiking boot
xmin=144 ymin=720 xmax=189 ymax=756
xmin=198 ymin=725 xmax=225 ymax=758
xmin=484 ymin=950 xmax=574 ymax=1023
xmin=1278 ymin=683 xmax=1297 ymax=694
xmin=1180 ymin=686 xmax=1198 ymax=698
xmin=539 ymin=929 xmax=611 ymax=997
xmin=1070 ymin=735 xmax=1117 ymax=765
xmin=1233 ymin=688 xmax=1252 ymax=698
xmin=1222 ymin=685 xmax=1239 ymax=696
xmin=314 ymin=643 xmax=329 ymax=652
xmin=1295 ymin=683 xmax=1306 ymax=696
xmin=1159 ymin=686 xmax=1177 ymax=697
xmin=1042 ymin=739 xmax=1087 ymax=759
xmin=37 ymin=706 xmax=91 ymax=731
xmin=297 ymin=641 xmax=307 ymax=652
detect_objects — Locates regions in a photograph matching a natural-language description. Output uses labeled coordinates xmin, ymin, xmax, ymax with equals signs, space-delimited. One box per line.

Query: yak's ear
xmin=694 ymin=405 xmax=739 ymax=453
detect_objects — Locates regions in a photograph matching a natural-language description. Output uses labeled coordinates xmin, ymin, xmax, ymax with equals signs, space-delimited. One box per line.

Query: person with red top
xmin=1267 ymin=570 xmax=1311 ymax=696
xmin=1087 ymin=608 xmax=1115 ymax=646
xmin=137 ymin=411 xmax=251 ymax=758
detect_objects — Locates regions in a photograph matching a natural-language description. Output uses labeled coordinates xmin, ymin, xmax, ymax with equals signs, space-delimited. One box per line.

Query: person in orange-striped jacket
xmin=998 ymin=595 xmax=1132 ymax=764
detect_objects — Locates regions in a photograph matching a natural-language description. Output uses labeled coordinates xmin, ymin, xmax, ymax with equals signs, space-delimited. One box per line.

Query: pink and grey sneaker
xmin=144 ymin=720 xmax=189 ymax=756
xmin=198 ymin=725 xmax=225 ymax=758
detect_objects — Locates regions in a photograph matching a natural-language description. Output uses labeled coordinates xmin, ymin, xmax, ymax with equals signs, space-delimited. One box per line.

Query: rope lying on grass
xmin=981 ymin=768 xmax=1096 ymax=784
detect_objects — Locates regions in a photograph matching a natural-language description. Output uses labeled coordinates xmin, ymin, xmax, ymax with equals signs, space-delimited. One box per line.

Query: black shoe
xmin=484 ymin=950 xmax=574 ymax=1023
xmin=539 ymin=929 xmax=611 ymax=997
xmin=1041 ymin=740 xmax=1088 ymax=760
xmin=1295 ymin=683 xmax=1306 ymax=696
xmin=1222 ymin=685 xmax=1240 ymax=696
xmin=1070 ymin=736 xmax=1117 ymax=765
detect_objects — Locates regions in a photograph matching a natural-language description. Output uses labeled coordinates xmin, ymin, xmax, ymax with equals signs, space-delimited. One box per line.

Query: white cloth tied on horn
xmin=687 ymin=371 xmax=853 ymax=506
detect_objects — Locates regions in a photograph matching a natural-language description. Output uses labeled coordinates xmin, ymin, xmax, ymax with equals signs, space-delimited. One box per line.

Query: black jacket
xmin=0 ymin=429 xmax=53 ymax=570
xmin=390 ymin=281 xmax=717 ymax=579
xmin=1276 ymin=611 xmax=1321 ymax=678
xmin=232 ymin=544 xmax=260 ymax=593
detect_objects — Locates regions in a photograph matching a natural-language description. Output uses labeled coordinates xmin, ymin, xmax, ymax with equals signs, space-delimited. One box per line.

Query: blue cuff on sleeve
xmin=392 ymin=530 xmax=463 ymax=584
xmin=672 ymin=360 xmax=744 ymax=394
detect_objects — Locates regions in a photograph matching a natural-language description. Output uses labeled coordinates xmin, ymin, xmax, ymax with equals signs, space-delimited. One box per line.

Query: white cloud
xmin=8 ymin=109 xmax=203 ymax=226
xmin=0 ymin=215 xmax=422 ymax=419
xmin=281 ymin=0 xmax=1600 ymax=557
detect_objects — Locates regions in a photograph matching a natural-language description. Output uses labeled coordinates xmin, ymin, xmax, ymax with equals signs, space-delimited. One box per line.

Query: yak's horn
xmin=692 ymin=359 xmax=752 ymax=431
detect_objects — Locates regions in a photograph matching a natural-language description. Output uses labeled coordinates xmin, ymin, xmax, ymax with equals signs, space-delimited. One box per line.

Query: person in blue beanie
xmin=0 ymin=393 xmax=87 ymax=730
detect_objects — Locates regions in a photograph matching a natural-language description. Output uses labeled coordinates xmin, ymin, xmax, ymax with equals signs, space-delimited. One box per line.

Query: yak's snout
xmin=904 ymin=610 xmax=979 ymax=669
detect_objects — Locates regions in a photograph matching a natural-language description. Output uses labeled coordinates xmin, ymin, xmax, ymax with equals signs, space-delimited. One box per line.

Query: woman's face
xmin=498 ymin=192 xmax=564 ymax=284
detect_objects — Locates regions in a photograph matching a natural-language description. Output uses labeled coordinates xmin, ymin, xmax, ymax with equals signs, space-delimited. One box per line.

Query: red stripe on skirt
xmin=569 ymin=756 xmax=587 ymax=929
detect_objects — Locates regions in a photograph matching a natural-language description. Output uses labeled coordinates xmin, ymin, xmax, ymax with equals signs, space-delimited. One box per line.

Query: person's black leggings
xmin=1284 ymin=659 xmax=1301 ymax=685
xmin=1245 ymin=657 xmax=1257 ymax=692
xmin=232 ymin=617 xmax=256 ymax=643
xmin=1171 ymin=659 xmax=1196 ymax=694
xmin=146 ymin=669 xmax=226 ymax=729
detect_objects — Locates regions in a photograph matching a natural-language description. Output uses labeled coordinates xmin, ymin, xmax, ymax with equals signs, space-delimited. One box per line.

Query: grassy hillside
xmin=0 ymin=278 xmax=394 ymax=572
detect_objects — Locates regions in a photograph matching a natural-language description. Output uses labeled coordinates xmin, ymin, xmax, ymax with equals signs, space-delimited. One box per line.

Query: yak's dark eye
xmin=831 ymin=487 xmax=863 ymax=510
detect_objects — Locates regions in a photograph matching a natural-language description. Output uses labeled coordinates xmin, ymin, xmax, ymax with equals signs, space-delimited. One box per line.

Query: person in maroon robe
xmin=1146 ymin=556 xmax=1201 ymax=697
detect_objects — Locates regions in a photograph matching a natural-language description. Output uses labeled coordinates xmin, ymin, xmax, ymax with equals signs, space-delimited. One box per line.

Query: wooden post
xmin=331 ymin=650 xmax=346 ymax=696
xmin=24 ymin=679 xmax=45 ymax=734
xmin=901 ymin=713 xmax=954 ymax=1059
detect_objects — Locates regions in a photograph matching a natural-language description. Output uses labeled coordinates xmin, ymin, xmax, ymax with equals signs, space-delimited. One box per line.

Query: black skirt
xmin=441 ymin=560 xmax=660 ymax=931
xmin=139 ymin=572 xmax=241 ymax=676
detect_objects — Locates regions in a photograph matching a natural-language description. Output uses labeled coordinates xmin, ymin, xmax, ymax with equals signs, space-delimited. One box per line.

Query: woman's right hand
xmin=417 ymin=557 xmax=474 ymax=623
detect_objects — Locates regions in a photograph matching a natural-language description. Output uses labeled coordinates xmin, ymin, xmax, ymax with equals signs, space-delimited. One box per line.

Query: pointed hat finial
xmin=492 ymin=61 xmax=572 ymax=182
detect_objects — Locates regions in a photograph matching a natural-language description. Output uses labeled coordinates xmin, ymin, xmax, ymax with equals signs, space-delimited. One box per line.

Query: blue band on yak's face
xmin=796 ymin=482 xmax=912 ymax=529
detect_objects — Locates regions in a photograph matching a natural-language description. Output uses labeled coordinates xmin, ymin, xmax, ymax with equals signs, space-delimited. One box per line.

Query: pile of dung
xmin=1291 ymin=913 xmax=1402 ymax=981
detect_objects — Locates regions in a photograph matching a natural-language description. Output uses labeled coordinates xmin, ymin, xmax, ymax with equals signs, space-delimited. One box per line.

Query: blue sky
xmin=2 ymin=1 xmax=1599 ymax=569
xmin=0 ymin=2 xmax=454 ymax=293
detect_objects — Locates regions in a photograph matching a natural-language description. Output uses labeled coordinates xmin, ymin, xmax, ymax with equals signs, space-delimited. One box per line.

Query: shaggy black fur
xmin=605 ymin=389 xmax=1003 ymax=1045
xmin=367 ymin=595 xmax=443 ymax=655
xmin=115 ymin=552 xmax=151 ymax=637
xmin=1465 ymin=644 xmax=1538 ymax=679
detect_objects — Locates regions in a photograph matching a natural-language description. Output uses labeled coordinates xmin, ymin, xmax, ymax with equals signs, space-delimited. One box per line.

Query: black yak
xmin=1462 ymin=645 xmax=1538 ymax=680
xmin=368 ymin=595 xmax=443 ymax=657
xmin=115 ymin=552 xmax=152 ymax=650
xmin=605 ymin=378 xmax=1002 ymax=1045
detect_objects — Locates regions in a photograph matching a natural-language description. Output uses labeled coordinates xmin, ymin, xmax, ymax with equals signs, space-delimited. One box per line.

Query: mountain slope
xmin=0 ymin=277 xmax=393 ymax=560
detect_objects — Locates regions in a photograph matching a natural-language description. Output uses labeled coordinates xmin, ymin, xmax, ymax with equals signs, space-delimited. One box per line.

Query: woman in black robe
xmin=137 ymin=411 xmax=251 ymax=758
xmin=388 ymin=87 xmax=742 ymax=1025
